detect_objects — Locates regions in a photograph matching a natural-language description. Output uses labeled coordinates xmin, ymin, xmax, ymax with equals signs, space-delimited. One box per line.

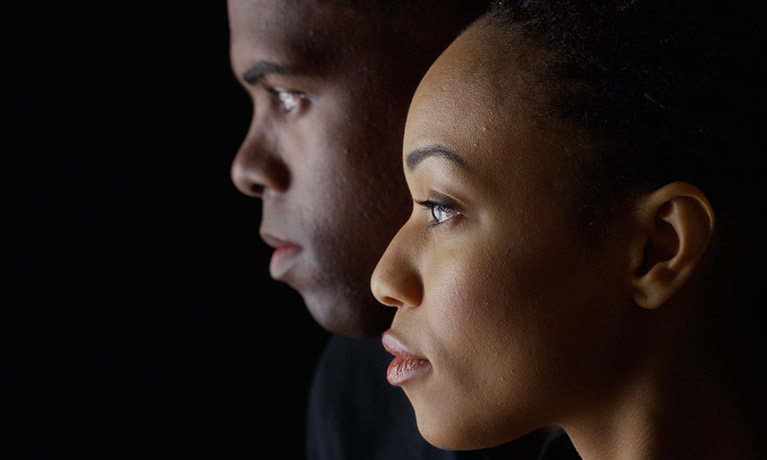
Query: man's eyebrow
xmin=406 ymin=146 xmax=469 ymax=172
xmin=243 ymin=61 xmax=304 ymax=84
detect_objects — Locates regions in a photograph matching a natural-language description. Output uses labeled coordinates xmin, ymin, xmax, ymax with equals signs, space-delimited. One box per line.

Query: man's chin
xmin=302 ymin=291 xmax=395 ymax=338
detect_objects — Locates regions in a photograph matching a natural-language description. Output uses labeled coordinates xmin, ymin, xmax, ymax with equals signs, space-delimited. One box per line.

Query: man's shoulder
xmin=308 ymin=333 xmax=407 ymax=415
xmin=307 ymin=334 xmax=466 ymax=460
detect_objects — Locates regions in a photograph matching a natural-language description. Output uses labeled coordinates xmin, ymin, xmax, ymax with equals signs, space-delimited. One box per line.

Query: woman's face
xmin=371 ymin=22 xmax=640 ymax=450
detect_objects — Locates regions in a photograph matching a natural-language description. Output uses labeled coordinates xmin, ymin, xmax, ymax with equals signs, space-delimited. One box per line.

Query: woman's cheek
xmin=426 ymin=250 xmax=510 ymax=350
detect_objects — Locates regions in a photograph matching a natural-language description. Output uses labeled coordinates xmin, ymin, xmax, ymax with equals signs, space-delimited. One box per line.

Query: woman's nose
xmin=371 ymin=224 xmax=424 ymax=309
xmin=230 ymin=126 xmax=290 ymax=198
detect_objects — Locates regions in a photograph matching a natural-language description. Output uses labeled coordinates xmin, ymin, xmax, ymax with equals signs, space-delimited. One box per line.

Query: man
xmin=227 ymin=1 xmax=573 ymax=458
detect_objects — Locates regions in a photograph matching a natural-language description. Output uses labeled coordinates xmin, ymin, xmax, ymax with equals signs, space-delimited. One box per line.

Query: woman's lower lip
xmin=386 ymin=356 xmax=431 ymax=386
xmin=269 ymin=245 xmax=301 ymax=279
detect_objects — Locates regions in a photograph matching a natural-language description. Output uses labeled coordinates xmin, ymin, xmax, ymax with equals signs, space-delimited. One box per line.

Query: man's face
xmin=227 ymin=0 xmax=415 ymax=337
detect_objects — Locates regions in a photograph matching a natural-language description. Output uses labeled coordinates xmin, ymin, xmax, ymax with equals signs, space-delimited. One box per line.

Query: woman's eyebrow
xmin=243 ymin=61 xmax=304 ymax=84
xmin=406 ymin=146 xmax=469 ymax=172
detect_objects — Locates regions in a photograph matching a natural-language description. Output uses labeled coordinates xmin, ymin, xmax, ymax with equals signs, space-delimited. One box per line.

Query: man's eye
xmin=272 ymin=89 xmax=306 ymax=112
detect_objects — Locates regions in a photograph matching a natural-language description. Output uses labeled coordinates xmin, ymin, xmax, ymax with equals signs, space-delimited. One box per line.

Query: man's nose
xmin=230 ymin=126 xmax=290 ymax=198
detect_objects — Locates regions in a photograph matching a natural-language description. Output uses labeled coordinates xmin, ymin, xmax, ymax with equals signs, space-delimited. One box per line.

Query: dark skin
xmin=372 ymin=18 xmax=759 ymax=459
xmin=228 ymin=5 xmax=556 ymax=459
xmin=228 ymin=0 xmax=477 ymax=337
xmin=228 ymin=0 xmax=560 ymax=458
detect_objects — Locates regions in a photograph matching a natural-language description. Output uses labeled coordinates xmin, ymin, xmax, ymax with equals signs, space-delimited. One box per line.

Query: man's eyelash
xmin=265 ymin=87 xmax=306 ymax=112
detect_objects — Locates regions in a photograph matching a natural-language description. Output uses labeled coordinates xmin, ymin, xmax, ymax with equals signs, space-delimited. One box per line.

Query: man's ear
xmin=629 ymin=182 xmax=716 ymax=310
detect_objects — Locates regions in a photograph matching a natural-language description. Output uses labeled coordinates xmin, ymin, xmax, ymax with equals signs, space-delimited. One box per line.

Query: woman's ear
xmin=629 ymin=182 xmax=716 ymax=310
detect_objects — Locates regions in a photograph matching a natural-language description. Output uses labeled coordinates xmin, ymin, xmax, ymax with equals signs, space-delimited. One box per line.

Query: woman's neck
xmin=562 ymin=326 xmax=759 ymax=460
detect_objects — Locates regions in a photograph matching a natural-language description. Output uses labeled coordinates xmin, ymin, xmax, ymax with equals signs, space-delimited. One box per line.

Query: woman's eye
xmin=272 ymin=89 xmax=306 ymax=112
xmin=417 ymin=200 xmax=459 ymax=226
xmin=431 ymin=205 xmax=454 ymax=224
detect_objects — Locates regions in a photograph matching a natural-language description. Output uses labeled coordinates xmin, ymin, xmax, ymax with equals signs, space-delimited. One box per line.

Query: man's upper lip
xmin=260 ymin=231 xmax=299 ymax=250
xmin=382 ymin=331 xmax=426 ymax=360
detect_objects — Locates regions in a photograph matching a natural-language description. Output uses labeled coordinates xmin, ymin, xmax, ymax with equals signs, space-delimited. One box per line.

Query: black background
xmin=8 ymin=1 xmax=330 ymax=458
xmin=8 ymin=2 xmax=764 ymax=459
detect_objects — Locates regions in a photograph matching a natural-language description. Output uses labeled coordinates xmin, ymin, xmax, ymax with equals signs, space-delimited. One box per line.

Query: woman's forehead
xmin=403 ymin=20 xmax=583 ymax=205
xmin=405 ymin=24 xmax=529 ymax=153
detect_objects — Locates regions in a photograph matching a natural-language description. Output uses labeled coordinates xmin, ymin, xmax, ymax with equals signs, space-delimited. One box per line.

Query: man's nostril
xmin=251 ymin=184 xmax=266 ymax=196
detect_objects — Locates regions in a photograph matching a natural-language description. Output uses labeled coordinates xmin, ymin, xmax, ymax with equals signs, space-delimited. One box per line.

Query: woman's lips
xmin=382 ymin=332 xmax=431 ymax=386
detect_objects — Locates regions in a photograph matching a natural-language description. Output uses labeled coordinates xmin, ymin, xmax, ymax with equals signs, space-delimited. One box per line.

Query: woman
xmin=370 ymin=1 xmax=763 ymax=458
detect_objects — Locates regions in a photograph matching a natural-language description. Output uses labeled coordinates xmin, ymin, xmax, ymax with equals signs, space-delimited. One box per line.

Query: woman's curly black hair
xmin=487 ymin=0 xmax=760 ymax=234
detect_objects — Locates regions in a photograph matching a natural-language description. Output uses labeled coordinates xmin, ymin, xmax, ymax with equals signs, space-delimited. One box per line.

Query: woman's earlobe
xmin=629 ymin=182 xmax=716 ymax=310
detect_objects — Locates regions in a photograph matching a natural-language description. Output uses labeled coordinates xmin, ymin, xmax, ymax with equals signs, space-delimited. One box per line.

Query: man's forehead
xmin=229 ymin=0 xmax=367 ymax=69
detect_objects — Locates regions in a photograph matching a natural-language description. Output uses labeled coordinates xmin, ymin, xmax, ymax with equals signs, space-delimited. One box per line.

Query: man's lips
xmin=260 ymin=232 xmax=301 ymax=280
xmin=382 ymin=332 xmax=431 ymax=386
